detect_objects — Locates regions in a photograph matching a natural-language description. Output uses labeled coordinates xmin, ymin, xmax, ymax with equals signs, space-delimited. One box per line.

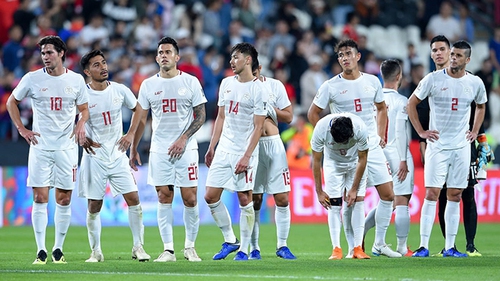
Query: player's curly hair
xmin=335 ymin=39 xmax=358 ymax=53
xmin=157 ymin=36 xmax=179 ymax=54
xmin=80 ymin=49 xmax=106 ymax=70
xmin=330 ymin=116 xmax=354 ymax=144
xmin=38 ymin=35 xmax=67 ymax=62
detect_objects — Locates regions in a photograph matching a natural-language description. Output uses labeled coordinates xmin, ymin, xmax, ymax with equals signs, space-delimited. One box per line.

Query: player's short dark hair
xmin=157 ymin=36 xmax=179 ymax=54
xmin=452 ymin=40 xmax=472 ymax=58
xmin=80 ymin=49 xmax=106 ymax=70
xmin=38 ymin=35 xmax=67 ymax=62
xmin=330 ymin=116 xmax=354 ymax=144
xmin=380 ymin=59 xmax=401 ymax=82
xmin=335 ymin=39 xmax=358 ymax=53
xmin=430 ymin=35 xmax=450 ymax=48
xmin=230 ymin=42 xmax=258 ymax=70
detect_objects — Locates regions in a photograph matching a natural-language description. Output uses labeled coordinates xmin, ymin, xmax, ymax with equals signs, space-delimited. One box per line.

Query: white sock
xmin=53 ymin=203 xmax=71 ymax=251
xmin=328 ymin=206 xmax=342 ymax=248
xmin=352 ymin=201 xmax=365 ymax=247
xmin=208 ymin=200 xmax=236 ymax=243
xmin=342 ymin=205 xmax=354 ymax=253
xmin=420 ymin=199 xmax=437 ymax=249
xmin=395 ymin=205 xmax=410 ymax=252
xmin=239 ymin=202 xmax=255 ymax=254
xmin=32 ymin=202 xmax=48 ymax=253
xmin=158 ymin=203 xmax=174 ymax=251
xmin=128 ymin=204 xmax=143 ymax=247
xmin=250 ymin=209 xmax=260 ymax=251
xmin=275 ymin=205 xmax=290 ymax=249
xmin=364 ymin=207 xmax=376 ymax=236
xmin=86 ymin=211 xmax=101 ymax=251
xmin=445 ymin=200 xmax=460 ymax=250
xmin=183 ymin=205 xmax=199 ymax=249
xmin=374 ymin=199 xmax=392 ymax=247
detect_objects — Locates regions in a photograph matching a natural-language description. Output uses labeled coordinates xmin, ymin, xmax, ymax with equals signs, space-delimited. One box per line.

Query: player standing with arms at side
xmin=204 ymin=42 xmax=267 ymax=261
xmin=408 ymin=40 xmax=487 ymax=258
xmin=379 ymin=59 xmax=415 ymax=257
xmin=312 ymin=113 xmax=371 ymax=260
xmin=131 ymin=36 xmax=207 ymax=262
xmin=6 ymin=35 xmax=89 ymax=264
xmin=78 ymin=49 xmax=150 ymax=262
xmin=308 ymin=39 xmax=401 ymax=258
xmin=249 ymin=63 xmax=296 ymax=260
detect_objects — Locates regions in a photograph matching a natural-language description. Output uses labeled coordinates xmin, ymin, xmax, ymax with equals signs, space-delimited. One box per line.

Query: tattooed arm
xmin=167 ymin=103 xmax=207 ymax=158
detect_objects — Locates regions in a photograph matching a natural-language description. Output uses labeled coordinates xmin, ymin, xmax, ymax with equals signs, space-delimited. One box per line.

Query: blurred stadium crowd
xmin=1 ymin=0 xmax=499 ymax=165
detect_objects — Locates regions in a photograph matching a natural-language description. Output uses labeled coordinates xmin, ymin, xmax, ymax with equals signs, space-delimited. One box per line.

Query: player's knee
xmin=329 ymin=197 xmax=342 ymax=206
xmin=274 ymin=193 xmax=289 ymax=207
xmin=183 ymin=197 xmax=197 ymax=208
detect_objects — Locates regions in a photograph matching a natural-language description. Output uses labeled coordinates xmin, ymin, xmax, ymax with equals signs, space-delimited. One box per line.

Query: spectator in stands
xmin=475 ymin=58 xmax=494 ymax=130
xmin=299 ymin=55 xmax=328 ymax=116
xmin=203 ymin=0 xmax=224 ymax=49
xmin=342 ymin=11 xmax=360 ymax=42
xmin=78 ymin=12 xmax=109 ymax=55
xmin=12 ymin=0 xmax=37 ymax=39
xmin=102 ymin=0 xmax=138 ymax=32
xmin=309 ymin=0 xmax=333 ymax=36
xmin=281 ymin=114 xmax=313 ymax=170
xmin=200 ymin=45 xmax=224 ymax=121
xmin=426 ymin=1 xmax=461 ymax=42
xmin=268 ymin=20 xmax=296 ymax=63
xmin=2 ymin=25 xmax=24 ymax=78
xmin=456 ymin=3 xmax=474 ymax=43
xmin=355 ymin=0 xmax=379 ymax=26
xmin=34 ymin=14 xmax=58 ymax=38
xmin=489 ymin=25 xmax=500 ymax=72
xmin=134 ymin=16 xmax=159 ymax=52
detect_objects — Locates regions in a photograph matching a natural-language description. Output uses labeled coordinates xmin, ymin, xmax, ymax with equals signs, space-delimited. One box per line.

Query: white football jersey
xmin=311 ymin=112 xmax=369 ymax=165
xmin=383 ymin=88 xmax=410 ymax=154
xmin=138 ymin=71 xmax=207 ymax=153
xmin=313 ymin=72 xmax=384 ymax=149
xmin=261 ymin=76 xmax=291 ymax=124
xmin=12 ymin=68 xmax=88 ymax=150
xmin=217 ymin=76 xmax=268 ymax=155
xmin=414 ymin=69 xmax=487 ymax=149
xmin=85 ymin=81 xmax=137 ymax=161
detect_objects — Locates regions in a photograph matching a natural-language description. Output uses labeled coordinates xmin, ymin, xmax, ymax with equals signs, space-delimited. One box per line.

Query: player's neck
xmin=88 ymin=80 xmax=108 ymax=91
xmin=341 ymin=69 xmax=361 ymax=80
xmin=446 ymin=66 xmax=466 ymax=78
xmin=159 ymin=68 xmax=179 ymax=79
xmin=237 ymin=69 xmax=254 ymax=82
xmin=45 ymin=66 xmax=66 ymax=76
xmin=383 ymin=83 xmax=398 ymax=91
xmin=435 ymin=63 xmax=449 ymax=71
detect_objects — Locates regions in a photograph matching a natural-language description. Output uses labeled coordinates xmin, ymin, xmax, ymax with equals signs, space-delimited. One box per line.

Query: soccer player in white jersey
xmin=408 ymin=40 xmax=487 ymax=258
xmin=307 ymin=39 xmax=401 ymax=258
xmin=379 ymin=59 xmax=414 ymax=257
xmin=131 ymin=37 xmax=207 ymax=262
xmin=78 ymin=49 xmax=150 ymax=263
xmin=311 ymin=113 xmax=371 ymax=260
xmin=204 ymin=42 xmax=267 ymax=261
xmin=6 ymin=35 xmax=89 ymax=264
xmin=249 ymin=63 xmax=295 ymax=260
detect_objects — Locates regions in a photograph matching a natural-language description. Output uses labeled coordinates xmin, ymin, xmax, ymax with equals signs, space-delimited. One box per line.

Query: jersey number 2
xmin=451 ymin=98 xmax=458 ymax=111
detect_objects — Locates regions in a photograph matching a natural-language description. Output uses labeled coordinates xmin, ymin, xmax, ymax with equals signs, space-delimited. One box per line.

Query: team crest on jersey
xmin=243 ymin=93 xmax=250 ymax=100
xmin=178 ymin=87 xmax=187 ymax=96
xmin=464 ymin=87 xmax=472 ymax=95
xmin=364 ymin=86 xmax=372 ymax=93
xmin=113 ymin=97 xmax=121 ymax=105
xmin=64 ymin=86 xmax=74 ymax=94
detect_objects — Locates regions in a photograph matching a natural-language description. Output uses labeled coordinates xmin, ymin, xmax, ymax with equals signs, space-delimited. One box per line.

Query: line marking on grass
xmin=0 ymin=269 xmax=449 ymax=281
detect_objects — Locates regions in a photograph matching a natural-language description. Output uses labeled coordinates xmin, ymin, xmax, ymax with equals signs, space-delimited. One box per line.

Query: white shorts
xmin=384 ymin=148 xmax=414 ymax=196
xmin=206 ymin=150 xmax=258 ymax=192
xmin=424 ymin=144 xmax=470 ymax=189
xmin=367 ymin=145 xmax=393 ymax=186
xmin=27 ymin=146 xmax=78 ymax=190
xmin=254 ymin=135 xmax=291 ymax=195
xmin=148 ymin=150 xmax=199 ymax=188
xmin=323 ymin=162 xmax=367 ymax=198
xmin=78 ymin=153 xmax=137 ymax=199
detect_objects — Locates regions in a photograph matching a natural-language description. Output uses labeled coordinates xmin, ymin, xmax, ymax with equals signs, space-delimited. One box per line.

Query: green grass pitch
xmin=1 ymin=223 xmax=499 ymax=281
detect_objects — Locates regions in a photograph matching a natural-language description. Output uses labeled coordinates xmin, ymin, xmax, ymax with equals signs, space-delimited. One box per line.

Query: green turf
xmin=0 ymin=223 xmax=499 ymax=280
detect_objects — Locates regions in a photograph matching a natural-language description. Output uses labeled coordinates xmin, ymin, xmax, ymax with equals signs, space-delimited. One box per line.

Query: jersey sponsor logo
xmin=340 ymin=90 xmax=347 ymax=94
xmin=178 ymin=87 xmax=187 ymax=96
xmin=89 ymin=104 xmax=97 ymax=109
xmin=440 ymin=87 xmax=448 ymax=91
xmin=40 ymin=87 xmax=48 ymax=92
xmin=154 ymin=90 xmax=162 ymax=95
